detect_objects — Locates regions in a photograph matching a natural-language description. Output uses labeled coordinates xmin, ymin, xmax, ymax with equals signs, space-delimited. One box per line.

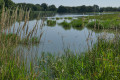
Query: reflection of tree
xmin=29 ymin=11 xmax=56 ymax=21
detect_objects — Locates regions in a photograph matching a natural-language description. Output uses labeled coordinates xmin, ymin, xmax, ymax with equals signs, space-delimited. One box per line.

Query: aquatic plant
xmin=47 ymin=20 xmax=56 ymax=26
xmin=87 ymin=20 xmax=103 ymax=29
xmin=58 ymin=21 xmax=71 ymax=30
xmin=56 ymin=17 xmax=62 ymax=20
xmin=64 ymin=17 xmax=72 ymax=20
xmin=71 ymin=19 xmax=83 ymax=27
xmin=0 ymin=6 xmax=44 ymax=79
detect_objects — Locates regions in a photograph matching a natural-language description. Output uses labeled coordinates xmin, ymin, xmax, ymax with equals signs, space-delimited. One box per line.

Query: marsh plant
xmin=0 ymin=6 xmax=45 ymax=79
xmin=86 ymin=13 xmax=120 ymax=29
xmin=47 ymin=20 xmax=56 ymax=26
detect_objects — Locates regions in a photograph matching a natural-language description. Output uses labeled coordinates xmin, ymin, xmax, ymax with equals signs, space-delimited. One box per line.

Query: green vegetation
xmin=1 ymin=32 xmax=120 ymax=79
xmin=58 ymin=19 xmax=84 ymax=30
xmin=59 ymin=21 xmax=71 ymax=27
xmin=87 ymin=19 xmax=120 ymax=29
xmin=87 ymin=20 xmax=103 ymax=29
xmin=47 ymin=20 xmax=56 ymax=26
xmin=19 ymin=37 xmax=40 ymax=45
xmin=59 ymin=21 xmax=71 ymax=30
xmin=45 ymin=37 xmax=120 ymax=79
xmin=0 ymin=34 xmax=20 ymax=45
xmin=64 ymin=17 xmax=72 ymax=20
xmin=56 ymin=17 xmax=63 ymax=20
xmin=85 ymin=13 xmax=120 ymax=29
xmin=71 ymin=19 xmax=83 ymax=27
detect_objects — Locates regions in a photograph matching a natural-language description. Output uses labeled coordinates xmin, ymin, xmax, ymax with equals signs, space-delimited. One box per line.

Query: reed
xmin=0 ymin=6 xmax=44 ymax=79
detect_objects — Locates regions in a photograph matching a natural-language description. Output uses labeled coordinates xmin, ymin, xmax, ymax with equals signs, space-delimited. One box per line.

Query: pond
xmin=7 ymin=13 xmax=117 ymax=62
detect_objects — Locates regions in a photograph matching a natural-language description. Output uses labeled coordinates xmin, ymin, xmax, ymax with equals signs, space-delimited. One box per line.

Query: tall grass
xmin=0 ymin=6 xmax=44 ymax=79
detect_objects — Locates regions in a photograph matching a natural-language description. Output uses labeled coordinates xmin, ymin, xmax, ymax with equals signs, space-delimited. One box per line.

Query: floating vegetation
xmin=59 ymin=21 xmax=71 ymax=30
xmin=71 ymin=19 xmax=83 ymax=27
xmin=47 ymin=20 xmax=56 ymax=26
xmin=56 ymin=17 xmax=63 ymax=20
xmin=64 ymin=17 xmax=72 ymax=20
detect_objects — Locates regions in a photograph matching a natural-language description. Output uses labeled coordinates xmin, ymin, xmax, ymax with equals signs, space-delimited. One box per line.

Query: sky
xmin=12 ymin=0 xmax=120 ymax=8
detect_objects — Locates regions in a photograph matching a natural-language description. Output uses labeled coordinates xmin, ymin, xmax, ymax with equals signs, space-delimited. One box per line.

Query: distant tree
xmin=57 ymin=5 xmax=67 ymax=13
xmin=0 ymin=0 xmax=4 ymax=9
xmin=100 ymin=7 xmax=118 ymax=12
xmin=79 ymin=5 xmax=86 ymax=12
xmin=48 ymin=5 xmax=57 ymax=11
xmin=86 ymin=6 xmax=94 ymax=12
xmin=4 ymin=0 xmax=15 ymax=8
xmin=93 ymin=5 xmax=99 ymax=12
xmin=35 ymin=4 xmax=42 ymax=11
xmin=41 ymin=3 xmax=48 ymax=11
xmin=118 ymin=7 xmax=120 ymax=11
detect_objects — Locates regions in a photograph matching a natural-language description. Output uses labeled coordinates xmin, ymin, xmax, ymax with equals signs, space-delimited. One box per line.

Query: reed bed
xmin=0 ymin=6 xmax=44 ymax=79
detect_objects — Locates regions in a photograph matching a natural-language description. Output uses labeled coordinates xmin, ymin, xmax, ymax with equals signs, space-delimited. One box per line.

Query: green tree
xmin=93 ymin=5 xmax=99 ymax=12
xmin=0 ymin=0 xmax=4 ymax=9
xmin=4 ymin=0 xmax=15 ymax=8
xmin=48 ymin=5 xmax=57 ymax=11
xmin=57 ymin=5 xmax=67 ymax=13
xmin=41 ymin=3 xmax=48 ymax=11
xmin=35 ymin=4 xmax=42 ymax=11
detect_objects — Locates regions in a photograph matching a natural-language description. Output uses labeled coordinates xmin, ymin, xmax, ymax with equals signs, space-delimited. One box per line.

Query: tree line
xmin=0 ymin=0 xmax=120 ymax=13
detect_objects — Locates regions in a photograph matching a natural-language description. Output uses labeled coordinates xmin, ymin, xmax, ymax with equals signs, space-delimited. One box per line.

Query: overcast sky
xmin=12 ymin=0 xmax=120 ymax=7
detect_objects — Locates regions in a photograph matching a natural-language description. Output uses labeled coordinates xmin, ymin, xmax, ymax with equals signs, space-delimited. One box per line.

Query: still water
xmin=8 ymin=13 xmax=116 ymax=61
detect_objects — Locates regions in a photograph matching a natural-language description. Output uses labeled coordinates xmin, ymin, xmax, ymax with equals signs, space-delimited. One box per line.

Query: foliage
xmin=48 ymin=5 xmax=57 ymax=11
xmin=0 ymin=0 xmax=4 ymax=9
